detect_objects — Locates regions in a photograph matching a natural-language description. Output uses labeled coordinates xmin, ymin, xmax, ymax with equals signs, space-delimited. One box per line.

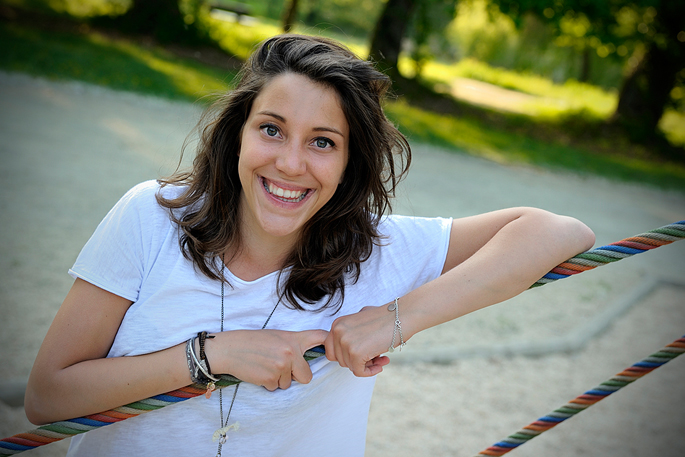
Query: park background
xmin=0 ymin=1 xmax=684 ymax=456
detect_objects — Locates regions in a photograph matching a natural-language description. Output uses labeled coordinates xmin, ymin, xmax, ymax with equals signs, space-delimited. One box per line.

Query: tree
xmin=282 ymin=0 xmax=299 ymax=32
xmin=368 ymin=0 xmax=458 ymax=79
xmin=611 ymin=2 xmax=684 ymax=145
xmin=95 ymin=0 xmax=207 ymax=44
xmin=406 ymin=0 xmax=458 ymax=77
xmin=368 ymin=0 xmax=418 ymax=79
xmin=492 ymin=0 xmax=685 ymax=149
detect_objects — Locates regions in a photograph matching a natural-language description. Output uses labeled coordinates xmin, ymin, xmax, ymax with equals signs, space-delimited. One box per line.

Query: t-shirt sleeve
xmin=68 ymin=180 xmax=168 ymax=302
xmin=375 ymin=215 xmax=453 ymax=294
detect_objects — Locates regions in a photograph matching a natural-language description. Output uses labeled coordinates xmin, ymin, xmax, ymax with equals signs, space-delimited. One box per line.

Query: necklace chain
xmin=215 ymin=255 xmax=279 ymax=457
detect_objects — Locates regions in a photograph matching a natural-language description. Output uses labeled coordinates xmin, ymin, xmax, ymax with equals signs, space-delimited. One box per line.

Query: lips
xmin=261 ymin=177 xmax=310 ymax=203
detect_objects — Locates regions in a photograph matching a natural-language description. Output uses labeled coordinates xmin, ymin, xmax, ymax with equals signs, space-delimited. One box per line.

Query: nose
xmin=275 ymin=142 xmax=307 ymax=176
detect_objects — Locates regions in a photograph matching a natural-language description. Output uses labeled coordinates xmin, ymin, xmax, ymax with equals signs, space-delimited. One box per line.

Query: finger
xmin=323 ymin=333 xmax=338 ymax=362
xmin=334 ymin=339 xmax=348 ymax=368
xmin=367 ymin=355 xmax=390 ymax=372
xmin=355 ymin=355 xmax=389 ymax=377
xmin=291 ymin=356 xmax=314 ymax=385
xmin=278 ymin=370 xmax=293 ymax=390
xmin=263 ymin=380 xmax=278 ymax=392
xmin=296 ymin=329 xmax=329 ymax=353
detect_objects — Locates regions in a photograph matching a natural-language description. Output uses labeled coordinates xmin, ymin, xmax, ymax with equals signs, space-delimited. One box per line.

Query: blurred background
xmin=1 ymin=0 xmax=684 ymax=190
xmin=1 ymin=2 xmax=685 ymax=456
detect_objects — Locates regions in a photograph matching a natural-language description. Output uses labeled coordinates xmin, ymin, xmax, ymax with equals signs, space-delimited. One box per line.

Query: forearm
xmin=402 ymin=209 xmax=595 ymax=338
xmin=25 ymin=342 xmax=191 ymax=425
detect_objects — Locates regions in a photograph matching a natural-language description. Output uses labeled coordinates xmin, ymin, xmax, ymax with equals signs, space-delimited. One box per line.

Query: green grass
xmin=1 ymin=17 xmax=683 ymax=192
xmin=204 ymin=12 xmax=369 ymax=61
xmin=412 ymin=58 xmax=617 ymax=119
xmin=0 ymin=21 xmax=234 ymax=101
xmin=411 ymin=57 xmax=685 ymax=145
xmin=385 ymin=100 xmax=685 ymax=190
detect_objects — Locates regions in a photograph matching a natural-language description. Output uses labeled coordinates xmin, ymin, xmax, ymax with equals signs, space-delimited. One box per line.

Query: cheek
xmin=236 ymin=154 xmax=252 ymax=191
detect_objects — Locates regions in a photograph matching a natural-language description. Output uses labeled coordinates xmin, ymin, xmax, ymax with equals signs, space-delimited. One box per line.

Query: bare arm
xmin=25 ymin=279 xmax=327 ymax=425
xmin=324 ymin=207 xmax=595 ymax=375
xmin=24 ymin=279 xmax=190 ymax=424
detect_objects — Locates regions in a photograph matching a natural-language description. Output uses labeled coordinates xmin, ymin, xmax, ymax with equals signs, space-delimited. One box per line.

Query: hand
xmin=206 ymin=329 xmax=328 ymax=391
xmin=324 ymin=304 xmax=394 ymax=377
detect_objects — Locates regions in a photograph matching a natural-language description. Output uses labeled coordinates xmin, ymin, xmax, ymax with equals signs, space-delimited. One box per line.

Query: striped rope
xmin=1 ymin=221 xmax=683 ymax=455
xmin=530 ymin=221 xmax=684 ymax=288
xmin=0 ymin=347 xmax=325 ymax=456
xmin=473 ymin=335 xmax=685 ymax=456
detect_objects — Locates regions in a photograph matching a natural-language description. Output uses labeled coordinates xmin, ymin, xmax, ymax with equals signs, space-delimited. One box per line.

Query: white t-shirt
xmin=66 ymin=180 xmax=451 ymax=456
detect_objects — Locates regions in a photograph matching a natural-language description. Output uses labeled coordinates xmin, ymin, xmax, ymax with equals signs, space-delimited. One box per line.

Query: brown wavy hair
xmin=157 ymin=34 xmax=411 ymax=312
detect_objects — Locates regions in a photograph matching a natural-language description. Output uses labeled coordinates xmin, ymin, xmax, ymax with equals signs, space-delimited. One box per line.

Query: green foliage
xmin=489 ymin=0 xmax=685 ymax=106
xmin=227 ymin=0 xmax=385 ymax=37
xmin=1 ymin=0 xmax=131 ymax=17
xmin=384 ymin=100 xmax=685 ymax=191
xmin=405 ymin=0 xmax=457 ymax=76
xmin=204 ymin=10 xmax=369 ymax=61
xmin=205 ymin=14 xmax=279 ymax=60
xmin=2 ymin=8 xmax=682 ymax=190
xmin=417 ymin=58 xmax=616 ymax=118
xmin=296 ymin=0 xmax=385 ymax=36
xmin=443 ymin=0 xmax=625 ymax=88
xmin=0 ymin=21 xmax=233 ymax=101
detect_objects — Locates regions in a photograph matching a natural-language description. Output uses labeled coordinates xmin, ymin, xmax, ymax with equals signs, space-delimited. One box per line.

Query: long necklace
xmin=215 ymin=255 xmax=280 ymax=457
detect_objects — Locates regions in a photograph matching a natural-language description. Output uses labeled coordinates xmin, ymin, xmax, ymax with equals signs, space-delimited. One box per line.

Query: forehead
xmin=251 ymin=73 xmax=347 ymax=128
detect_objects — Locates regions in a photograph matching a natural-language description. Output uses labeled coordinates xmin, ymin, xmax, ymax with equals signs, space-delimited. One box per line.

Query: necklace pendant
xmin=213 ymin=422 xmax=240 ymax=444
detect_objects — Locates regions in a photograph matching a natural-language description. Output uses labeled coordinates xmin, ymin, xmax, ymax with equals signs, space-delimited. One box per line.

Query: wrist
xmin=204 ymin=331 xmax=231 ymax=376
xmin=386 ymin=298 xmax=406 ymax=352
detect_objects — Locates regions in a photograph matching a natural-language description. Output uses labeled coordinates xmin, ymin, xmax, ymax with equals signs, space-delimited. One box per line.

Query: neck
xmin=226 ymin=225 xmax=298 ymax=282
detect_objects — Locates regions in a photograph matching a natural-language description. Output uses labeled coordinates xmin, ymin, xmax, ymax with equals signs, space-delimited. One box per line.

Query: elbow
xmin=577 ymin=220 xmax=595 ymax=252
xmin=24 ymin=392 xmax=43 ymax=425
xmin=553 ymin=212 xmax=595 ymax=255
xmin=24 ymin=387 xmax=47 ymax=425
xmin=24 ymin=378 xmax=55 ymax=425
xmin=524 ymin=208 xmax=595 ymax=254
xmin=559 ymin=214 xmax=595 ymax=253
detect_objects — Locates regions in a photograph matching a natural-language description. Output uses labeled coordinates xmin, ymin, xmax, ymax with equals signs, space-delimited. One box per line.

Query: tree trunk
xmin=612 ymin=39 xmax=683 ymax=143
xmin=282 ymin=0 xmax=299 ymax=33
xmin=368 ymin=0 xmax=417 ymax=78
xmin=611 ymin=0 xmax=685 ymax=149
xmin=579 ymin=46 xmax=590 ymax=83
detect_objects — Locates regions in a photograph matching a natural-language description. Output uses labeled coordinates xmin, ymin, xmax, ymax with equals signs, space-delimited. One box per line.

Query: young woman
xmin=24 ymin=35 xmax=595 ymax=456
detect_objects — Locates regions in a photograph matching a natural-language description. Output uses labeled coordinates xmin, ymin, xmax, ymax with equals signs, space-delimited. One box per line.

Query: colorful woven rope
xmin=1 ymin=221 xmax=683 ymax=455
xmin=0 ymin=348 xmax=324 ymax=456
xmin=473 ymin=335 xmax=685 ymax=456
xmin=530 ymin=220 xmax=684 ymax=288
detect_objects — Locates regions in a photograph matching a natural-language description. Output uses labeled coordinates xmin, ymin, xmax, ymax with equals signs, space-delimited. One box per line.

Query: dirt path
xmin=0 ymin=72 xmax=683 ymax=456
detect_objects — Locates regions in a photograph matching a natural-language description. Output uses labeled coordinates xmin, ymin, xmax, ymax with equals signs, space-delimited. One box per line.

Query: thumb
xmin=297 ymin=329 xmax=329 ymax=354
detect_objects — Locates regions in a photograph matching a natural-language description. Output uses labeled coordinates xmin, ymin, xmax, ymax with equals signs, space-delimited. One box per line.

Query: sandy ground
xmin=0 ymin=72 xmax=683 ymax=456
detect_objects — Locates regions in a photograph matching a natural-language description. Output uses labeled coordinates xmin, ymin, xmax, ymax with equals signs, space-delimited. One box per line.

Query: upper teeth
xmin=267 ymin=181 xmax=305 ymax=200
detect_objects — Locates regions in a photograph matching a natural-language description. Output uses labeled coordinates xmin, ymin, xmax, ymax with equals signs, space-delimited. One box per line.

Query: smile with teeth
xmin=263 ymin=178 xmax=310 ymax=203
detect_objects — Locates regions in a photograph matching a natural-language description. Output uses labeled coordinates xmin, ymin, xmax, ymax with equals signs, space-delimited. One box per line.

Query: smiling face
xmin=237 ymin=72 xmax=350 ymax=249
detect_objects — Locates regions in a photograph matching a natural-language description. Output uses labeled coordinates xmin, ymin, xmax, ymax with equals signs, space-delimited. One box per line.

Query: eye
xmin=260 ymin=124 xmax=281 ymax=138
xmin=313 ymin=137 xmax=335 ymax=149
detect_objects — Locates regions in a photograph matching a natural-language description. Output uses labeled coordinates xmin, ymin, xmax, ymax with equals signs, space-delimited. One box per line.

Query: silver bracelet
xmin=187 ymin=336 xmax=220 ymax=383
xmin=387 ymin=297 xmax=406 ymax=353
xmin=185 ymin=338 xmax=202 ymax=383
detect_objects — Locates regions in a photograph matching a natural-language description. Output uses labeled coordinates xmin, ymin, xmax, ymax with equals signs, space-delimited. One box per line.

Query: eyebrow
xmin=257 ymin=111 xmax=345 ymax=137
